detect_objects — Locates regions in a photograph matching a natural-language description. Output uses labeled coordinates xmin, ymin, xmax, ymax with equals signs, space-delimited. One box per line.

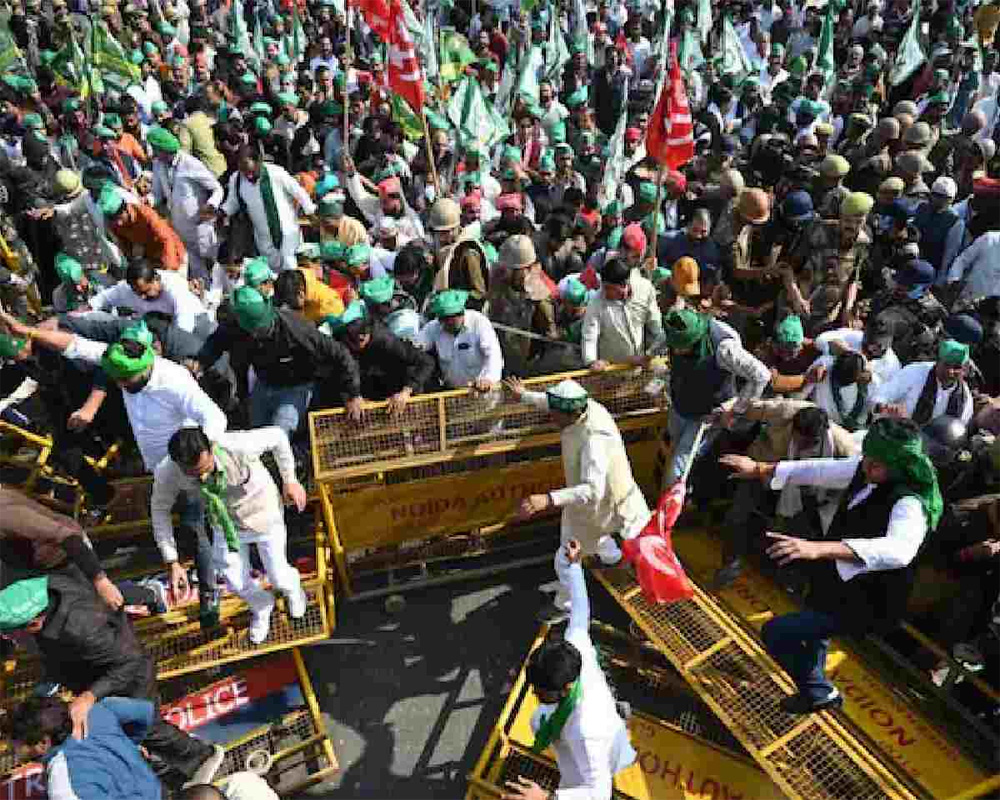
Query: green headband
xmin=862 ymin=419 xmax=943 ymax=529
xmin=938 ymin=338 xmax=969 ymax=366
xmin=101 ymin=341 xmax=154 ymax=380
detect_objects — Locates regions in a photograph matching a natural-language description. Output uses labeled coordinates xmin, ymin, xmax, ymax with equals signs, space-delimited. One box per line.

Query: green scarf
xmin=532 ymin=679 xmax=582 ymax=753
xmin=258 ymin=164 xmax=284 ymax=251
xmin=664 ymin=308 xmax=712 ymax=360
xmin=862 ymin=421 xmax=943 ymax=529
xmin=200 ymin=447 xmax=240 ymax=552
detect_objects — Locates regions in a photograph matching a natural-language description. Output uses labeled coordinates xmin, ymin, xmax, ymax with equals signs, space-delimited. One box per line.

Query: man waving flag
xmin=352 ymin=0 xmax=425 ymax=111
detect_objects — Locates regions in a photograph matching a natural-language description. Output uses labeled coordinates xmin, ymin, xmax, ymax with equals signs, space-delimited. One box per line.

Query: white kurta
xmin=416 ymin=310 xmax=503 ymax=388
xmin=814 ymin=328 xmax=902 ymax=387
xmin=87 ymin=270 xmax=207 ymax=333
xmin=530 ymin=549 xmax=636 ymax=799
xmin=870 ymin=362 xmax=974 ymax=425
xmin=152 ymin=151 xmax=224 ymax=273
xmin=223 ymin=164 xmax=316 ymax=272
xmin=345 ymin=172 xmax=425 ymax=246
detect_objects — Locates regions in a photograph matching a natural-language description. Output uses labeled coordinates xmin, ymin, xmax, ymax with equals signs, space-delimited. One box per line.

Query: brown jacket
xmin=0 ymin=488 xmax=101 ymax=578
xmin=745 ymin=399 xmax=860 ymax=462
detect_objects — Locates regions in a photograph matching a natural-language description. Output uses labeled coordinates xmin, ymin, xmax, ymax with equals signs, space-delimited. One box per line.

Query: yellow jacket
xmin=300 ymin=268 xmax=345 ymax=323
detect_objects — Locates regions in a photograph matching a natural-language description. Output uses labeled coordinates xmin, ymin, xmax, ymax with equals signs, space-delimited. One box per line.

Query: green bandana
xmin=0 ymin=577 xmax=49 ymax=630
xmin=54 ymin=252 xmax=83 ymax=285
xmin=862 ymin=420 xmax=943 ymax=529
xmin=664 ymin=309 xmax=711 ymax=358
xmin=531 ymin=679 xmax=582 ymax=753
xmin=232 ymin=286 xmax=276 ymax=332
xmin=775 ymin=315 xmax=804 ymax=346
xmin=101 ymin=342 xmax=154 ymax=380
xmin=121 ymin=320 xmax=154 ymax=347
xmin=938 ymin=338 xmax=969 ymax=367
xmin=0 ymin=334 xmax=27 ymax=359
xmin=562 ymin=277 xmax=588 ymax=306
xmin=200 ymin=447 xmax=240 ymax=552
xmin=431 ymin=289 xmax=468 ymax=318
xmin=361 ymin=276 xmax=394 ymax=305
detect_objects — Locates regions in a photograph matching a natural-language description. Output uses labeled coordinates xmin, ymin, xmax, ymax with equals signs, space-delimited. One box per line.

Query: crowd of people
xmin=0 ymin=0 xmax=997 ymax=795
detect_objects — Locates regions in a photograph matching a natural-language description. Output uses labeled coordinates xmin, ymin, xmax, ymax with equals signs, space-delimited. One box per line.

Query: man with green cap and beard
xmin=720 ymin=417 xmax=942 ymax=713
xmin=660 ymin=307 xmax=771 ymax=486
xmin=50 ymin=252 xmax=113 ymax=314
xmin=870 ymin=338 xmax=975 ymax=426
xmin=0 ymin=311 xmax=226 ymax=628
xmin=417 ymin=289 xmax=503 ymax=391
xmin=504 ymin=377 xmax=650 ymax=623
xmin=192 ymin=286 xmax=364 ymax=434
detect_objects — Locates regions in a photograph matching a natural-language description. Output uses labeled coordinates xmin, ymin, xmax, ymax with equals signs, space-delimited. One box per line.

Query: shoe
xmin=183 ymin=744 xmax=225 ymax=788
xmin=953 ymin=642 xmax=986 ymax=672
xmin=286 ymin=586 xmax=307 ymax=620
xmin=780 ymin=689 xmax=843 ymax=715
xmin=142 ymin=578 xmax=170 ymax=615
xmin=712 ymin=558 xmax=743 ymax=589
xmin=199 ymin=590 xmax=220 ymax=631
xmin=249 ymin=597 xmax=275 ymax=645
xmin=536 ymin=605 xmax=569 ymax=625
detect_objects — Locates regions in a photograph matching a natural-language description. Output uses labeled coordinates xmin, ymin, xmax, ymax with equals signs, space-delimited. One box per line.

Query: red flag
xmin=386 ymin=0 xmax=425 ymax=112
xmin=621 ymin=481 xmax=694 ymax=605
xmin=645 ymin=46 xmax=694 ymax=169
xmin=350 ymin=0 xmax=391 ymax=41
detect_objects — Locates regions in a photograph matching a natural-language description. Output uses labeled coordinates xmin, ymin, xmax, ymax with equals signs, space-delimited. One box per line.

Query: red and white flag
xmin=351 ymin=0 xmax=425 ymax=112
xmin=645 ymin=45 xmax=694 ymax=169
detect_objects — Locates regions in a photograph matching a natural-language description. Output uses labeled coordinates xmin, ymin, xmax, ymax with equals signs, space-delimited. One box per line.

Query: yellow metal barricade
xmin=310 ymin=366 xmax=668 ymax=594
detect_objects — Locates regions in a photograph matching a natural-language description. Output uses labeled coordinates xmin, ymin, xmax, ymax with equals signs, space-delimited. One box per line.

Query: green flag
xmin=815 ymin=1 xmax=835 ymax=83
xmin=515 ymin=45 xmax=541 ymax=103
xmin=390 ymin=94 xmax=428 ymax=141
xmin=447 ymin=77 xmax=502 ymax=150
xmin=544 ymin=11 xmax=570 ymax=81
xmin=721 ymin=15 xmax=751 ymax=78
xmin=253 ymin=11 xmax=264 ymax=64
xmin=0 ymin=22 xmax=28 ymax=76
xmin=889 ymin=0 xmax=926 ymax=86
xmin=597 ymin=76 xmax=629 ymax=210
xmin=678 ymin=28 xmax=705 ymax=73
xmin=91 ymin=21 xmax=141 ymax=84
xmin=51 ymin=30 xmax=90 ymax=99
xmin=572 ymin=0 xmax=593 ymax=66
xmin=696 ymin=0 xmax=712 ymax=45
xmin=439 ymin=29 xmax=477 ymax=82
xmin=291 ymin=5 xmax=306 ymax=62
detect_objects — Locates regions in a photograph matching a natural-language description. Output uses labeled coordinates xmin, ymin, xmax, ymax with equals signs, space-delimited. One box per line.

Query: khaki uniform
xmin=791 ymin=220 xmax=871 ymax=287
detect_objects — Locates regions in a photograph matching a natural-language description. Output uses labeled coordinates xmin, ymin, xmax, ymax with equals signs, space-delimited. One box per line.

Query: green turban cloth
xmin=151 ymin=99 xmax=169 ymax=115
xmin=243 ymin=257 xmax=274 ymax=287
xmin=0 ymin=577 xmax=49 ymax=630
xmin=0 ymin=334 xmax=27 ymax=359
xmin=346 ymin=243 xmax=371 ymax=268
xmin=231 ymin=286 xmax=276 ymax=332
xmin=664 ymin=308 xmax=711 ymax=358
xmin=101 ymin=341 xmax=155 ymax=380
xmin=862 ymin=418 xmax=943 ymax=529
xmin=361 ymin=276 xmax=394 ymax=305
xmin=98 ymin=184 xmax=124 ymax=217
xmin=147 ymin=126 xmax=180 ymax=153
xmin=546 ymin=379 xmax=589 ymax=414
xmin=54 ymin=252 xmax=83 ymax=284
xmin=562 ymin=277 xmax=588 ymax=306
xmin=340 ymin=300 xmax=367 ymax=328
xmin=320 ymin=241 xmax=346 ymax=262
xmin=775 ymin=315 xmax=805 ymax=346
xmin=121 ymin=320 xmax=154 ymax=347
xmin=431 ymin=289 xmax=468 ymax=318
xmin=938 ymin=338 xmax=969 ymax=367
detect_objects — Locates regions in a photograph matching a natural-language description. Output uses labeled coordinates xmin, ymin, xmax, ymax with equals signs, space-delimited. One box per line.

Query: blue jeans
xmin=667 ymin=409 xmax=718 ymax=483
xmin=250 ymin=381 xmax=314 ymax=438
xmin=761 ymin=610 xmax=841 ymax=701
xmin=176 ymin=490 xmax=215 ymax=599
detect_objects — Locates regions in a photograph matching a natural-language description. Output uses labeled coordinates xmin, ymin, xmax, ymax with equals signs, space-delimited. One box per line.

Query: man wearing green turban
xmin=417 ymin=290 xmax=504 ymax=390
xmin=661 ymin=307 xmax=771 ymax=484
xmin=721 ymin=417 xmax=941 ymax=714
xmin=870 ymin=337 xmax=974 ymax=426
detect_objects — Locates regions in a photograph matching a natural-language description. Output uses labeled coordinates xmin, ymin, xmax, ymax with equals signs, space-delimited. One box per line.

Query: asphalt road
xmin=299 ymin=561 xmax=633 ymax=799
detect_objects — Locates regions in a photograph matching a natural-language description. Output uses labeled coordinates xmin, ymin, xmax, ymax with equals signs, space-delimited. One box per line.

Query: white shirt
xmin=771 ymin=455 xmax=927 ymax=581
xmin=417 ymin=309 xmax=503 ymax=388
xmin=150 ymin=427 xmax=294 ymax=563
xmin=947 ymin=231 xmax=1000 ymax=303
xmin=345 ymin=172 xmax=425 ymax=246
xmin=529 ymin=549 xmax=636 ymax=799
xmin=222 ymin=164 xmax=316 ymax=271
xmin=152 ymin=151 xmax=224 ymax=241
xmin=65 ymin=336 xmax=227 ymax=471
xmin=870 ymin=361 xmax=974 ymax=425
xmin=309 ymin=55 xmax=339 ymax=75
xmin=814 ymin=328 xmax=901 ymax=386
xmin=88 ymin=270 xmax=207 ymax=333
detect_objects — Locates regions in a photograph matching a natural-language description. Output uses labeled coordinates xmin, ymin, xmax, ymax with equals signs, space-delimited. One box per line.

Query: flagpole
xmin=650 ymin=164 xmax=664 ymax=272
xmin=421 ymin=109 xmax=440 ymax=196
xmin=344 ymin=5 xmax=352 ymax=153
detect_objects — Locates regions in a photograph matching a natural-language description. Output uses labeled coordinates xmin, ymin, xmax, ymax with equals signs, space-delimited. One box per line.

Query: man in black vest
xmin=720 ymin=418 xmax=942 ymax=713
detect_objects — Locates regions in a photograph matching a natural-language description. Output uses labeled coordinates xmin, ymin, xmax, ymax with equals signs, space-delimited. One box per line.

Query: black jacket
xmin=197 ymin=309 xmax=361 ymax=397
xmin=355 ymin=322 xmax=435 ymax=401
xmin=36 ymin=574 xmax=155 ymax=702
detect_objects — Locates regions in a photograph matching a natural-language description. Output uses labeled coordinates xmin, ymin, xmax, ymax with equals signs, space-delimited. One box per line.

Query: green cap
xmin=319 ymin=100 xmax=344 ymax=118
xmin=94 ymin=125 xmax=116 ymax=139
xmin=603 ymin=200 xmax=623 ymax=216
xmin=243 ymin=257 xmax=275 ymax=287
xmin=926 ymin=91 xmax=950 ymax=105
xmin=143 ymin=41 xmax=159 ymax=56
xmin=121 ymin=319 xmax=154 ymax=347
xmin=130 ymin=48 xmax=144 ymax=65
xmin=54 ymin=252 xmax=83 ymax=284
xmin=650 ymin=266 xmax=671 ymax=285
xmin=0 ymin=577 xmax=49 ymax=630
xmin=22 ymin=113 xmax=43 ymax=130
xmin=550 ymin=120 xmax=567 ymax=144
xmin=254 ymin=117 xmax=273 ymax=135
xmin=360 ymin=276 xmax=394 ymax=305
xmin=151 ymin=100 xmax=170 ymax=115
xmin=240 ymin=72 xmax=259 ymax=86
xmin=156 ymin=20 xmax=176 ymax=36
xmin=538 ymin=151 xmax=556 ymax=172
xmin=562 ymin=277 xmax=588 ymax=305
xmin=104 ymin=113 xmax=123 ymax=129
xmin=231 ymin=286 xmax=276 ymax=331
xmin=249 ymin=101 xmax=272 ymax=116
xmin=606 ymin=226 xmax=623 ymax=249
xmin=788 ymin=55 xmax=809 ymax=75
xmin=938 ymin=338 xmax=970 ymax=366
xmin=346 ymin=243 xmax=371 ymax=268
xmin=546 ymin=378 xmax=589 ymax=414
xmin=147 ymin=126 xmax=180 ymax=153
xmin=0 ymin=333 xmax=27 ymax=359
xmin=775 ymin=314 xmax=805 ymax=346
xmin=431 ymin=289 xmax=468 ymax=318
xmin=98 ymin=183 xmax=124 ymax=216
xmin=101 ymin=340 xmax=154 ymax=380
xmin=318 ymin=194 xmax=345 ymax=217
xmin=277 ymin=91 xmax=299 ymax=107
xmin=320 ymin=240 xmax=346 ymax=261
